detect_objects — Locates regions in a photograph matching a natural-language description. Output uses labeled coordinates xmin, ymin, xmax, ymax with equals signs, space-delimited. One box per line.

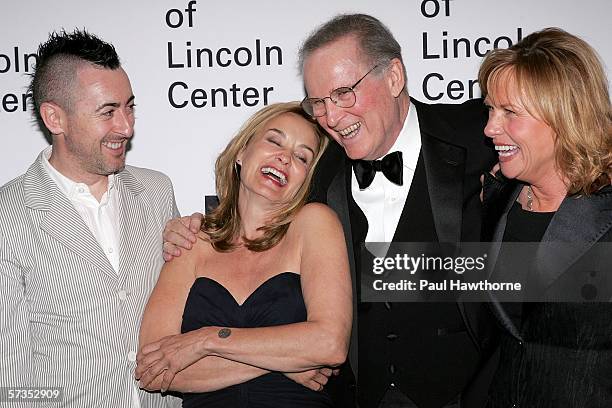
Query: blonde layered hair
xmin=479 ymin=28 xmax=611 ymax=195
xmin=202 ymin=102 xmax=329 ymax=252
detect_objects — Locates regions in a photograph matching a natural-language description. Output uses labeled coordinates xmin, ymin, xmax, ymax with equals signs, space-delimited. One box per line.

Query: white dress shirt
xmin=42 ymin=146 xmax=120 ymax=272
xmin=42 ymin=146 xmax=141 ymax=408
xmin=352 ymin=101 xmax=422 ymax=243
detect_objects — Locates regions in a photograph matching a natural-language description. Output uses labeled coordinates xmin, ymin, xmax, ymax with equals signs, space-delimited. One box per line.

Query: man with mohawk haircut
xmin=0 ymin=29 xmax=180 ymax=407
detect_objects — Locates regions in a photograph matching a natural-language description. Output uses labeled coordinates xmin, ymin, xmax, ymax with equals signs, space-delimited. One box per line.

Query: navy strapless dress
xmin=181 ymin=272 xmax=333 ymax=408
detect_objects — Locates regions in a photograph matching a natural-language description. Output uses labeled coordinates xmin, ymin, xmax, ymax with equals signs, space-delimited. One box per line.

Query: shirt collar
xmin=41 ymin=145 xmax=114 ymax=200
xmin=386 ymin=100 xmax=421 ymax=172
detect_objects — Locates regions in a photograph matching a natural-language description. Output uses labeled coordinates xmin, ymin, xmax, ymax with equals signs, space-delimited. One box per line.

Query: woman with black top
xmin=135 ymin=102 xmax=352 ymax=407
xmin=478 ymin=28 xmax=612 ymax=407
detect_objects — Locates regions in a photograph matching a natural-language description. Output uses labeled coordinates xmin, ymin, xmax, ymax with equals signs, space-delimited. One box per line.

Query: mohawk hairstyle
xmin=29 ymin=29 xmax=120 ymax=124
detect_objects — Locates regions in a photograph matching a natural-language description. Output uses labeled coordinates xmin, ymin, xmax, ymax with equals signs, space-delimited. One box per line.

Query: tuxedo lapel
xmin=534 ymin=186 xmax=612 ymax=292
xmin=485 ymin=185 xmax=523 ymax=342
xmin=327 ymin=161 xmax=360 ymax=377
xmin=327 ymin=163 xmax=354 ymax=254
xmin=488 ymin=186 xmax=521 ymax=268
xmin=24 ymin=155 xmax=117 ymax=280
xmin=418 ymin=115 xmax=466 ymax=243
xmin=115 ymin=170 xmax=147 ymax=282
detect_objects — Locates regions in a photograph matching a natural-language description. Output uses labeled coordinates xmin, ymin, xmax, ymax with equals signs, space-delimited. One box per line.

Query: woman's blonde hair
xmin=202 ymin=102 xmax=329 ymax=252
xmin=479 ymin=28 xmax=611 ymax=195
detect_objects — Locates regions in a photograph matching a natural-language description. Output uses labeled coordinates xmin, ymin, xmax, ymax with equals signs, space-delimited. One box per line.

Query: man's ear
xmin=386 ymin=58 xmax=406 ymax=98
xmin=39 ymin=101 xmax=67 ymax=135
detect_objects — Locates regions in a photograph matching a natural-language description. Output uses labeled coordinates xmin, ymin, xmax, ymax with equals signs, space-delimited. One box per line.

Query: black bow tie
xmin=352 ymin=151 xmax=403 ymax=189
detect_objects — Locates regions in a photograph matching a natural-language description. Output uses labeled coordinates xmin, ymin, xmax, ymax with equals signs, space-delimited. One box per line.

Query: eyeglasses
xmin=301 ymin=65 xmax=379 ymax=118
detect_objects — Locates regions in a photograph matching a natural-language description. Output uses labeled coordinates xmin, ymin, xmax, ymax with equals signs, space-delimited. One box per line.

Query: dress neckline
xmin=194 ymin=272 xmax=300 ymax=307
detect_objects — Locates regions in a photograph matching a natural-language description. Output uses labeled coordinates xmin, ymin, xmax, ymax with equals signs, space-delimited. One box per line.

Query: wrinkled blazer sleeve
xmin=0 ymin=230 xmax=32 ymax=388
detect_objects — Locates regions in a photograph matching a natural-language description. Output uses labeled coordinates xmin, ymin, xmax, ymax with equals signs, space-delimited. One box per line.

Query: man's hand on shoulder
xmin=480 ymin=162 xmax=501 ymax=202
xmin=162 ymin=212 xmax=204 ymax=261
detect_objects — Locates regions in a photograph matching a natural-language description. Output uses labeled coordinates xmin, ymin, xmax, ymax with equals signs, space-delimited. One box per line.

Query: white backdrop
xmin=1 ymin=0 xmax=610 ymax=214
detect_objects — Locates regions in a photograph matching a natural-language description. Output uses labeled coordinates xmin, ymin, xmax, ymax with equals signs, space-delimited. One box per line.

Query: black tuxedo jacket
xmin=312 ymin=98 xmax=496 ymax=408
xmin=476 ymin=183 xmax=612 ymax=407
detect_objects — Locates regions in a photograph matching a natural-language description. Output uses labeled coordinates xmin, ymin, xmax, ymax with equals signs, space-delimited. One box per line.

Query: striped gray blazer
xmin=0 ymin=152 xmax=181 ymax=407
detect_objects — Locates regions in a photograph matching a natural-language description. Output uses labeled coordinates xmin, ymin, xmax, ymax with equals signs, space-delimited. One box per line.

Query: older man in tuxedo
xmin=299 ymin=14 xmax=496 ymax=408
xmin=0 ymin=30 xmax=179 ymax=407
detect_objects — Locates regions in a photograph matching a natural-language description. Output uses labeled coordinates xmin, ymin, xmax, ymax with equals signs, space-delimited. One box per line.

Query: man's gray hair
xmin=298 ymin=13 xmax=406 ymax=81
